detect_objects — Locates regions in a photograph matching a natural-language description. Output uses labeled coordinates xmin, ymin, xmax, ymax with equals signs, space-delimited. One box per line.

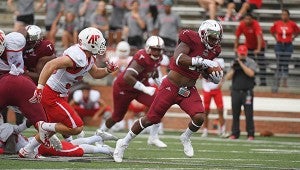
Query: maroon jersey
xmin=170 ymin=30 xmax=221 ymax=80
xmin=23 ymin=39 xmax=55 ymax=71
xmin=115 ymin=49 xmax=162 ymax=89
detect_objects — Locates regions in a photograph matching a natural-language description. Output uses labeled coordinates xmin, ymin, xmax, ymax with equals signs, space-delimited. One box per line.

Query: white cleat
xmin=37 ymin=121 xmax=51 ymax=147
xmin=180 ymin=133 xmax=194 ymax=157
xmin=113 ymin=139 xmax=128 ymax=163
xmin=18 ymin=148 xmax=45 ymax=159
xmin=201 ymin=132 xmax=208 ymax=138
xmin=100 ymin=144 xmax=115 ymax=157
xmin=95 ymin=129 xmax=118 ymax=141
xmin=147 ymin=138 xmax=167 ymax=148
xmin=49 ymin=134 xmax=62 ymax=150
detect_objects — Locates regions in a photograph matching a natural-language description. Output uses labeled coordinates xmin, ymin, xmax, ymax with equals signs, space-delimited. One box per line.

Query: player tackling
xmin=113 ymin=19 xmax=224 ymax=162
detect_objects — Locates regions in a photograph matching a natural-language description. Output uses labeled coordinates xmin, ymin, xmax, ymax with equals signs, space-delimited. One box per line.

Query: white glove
xmin=208 ymin=70 xmax=223 ymax=84
xmin=9 ymin=64 xmax=24 ymax=76
xmin=133 ymin=81 xmax=156 ymax=96
xmin=191 ymin=57 xmax=218 ymax=69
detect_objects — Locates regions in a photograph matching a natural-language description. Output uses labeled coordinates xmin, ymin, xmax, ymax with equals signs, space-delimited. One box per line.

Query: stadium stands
xmin=0 ymin=0 xmax=299 ymax=90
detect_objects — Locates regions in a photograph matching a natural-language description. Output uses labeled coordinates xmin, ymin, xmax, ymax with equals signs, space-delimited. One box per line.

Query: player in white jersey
xmin=0 ymin=31 xmax=25 ymax=75
xmin=200 ymin=58 xmax=227 ymax=137
xmin=0 ymin=122 xmax=114 ymax=157
xmin=20 ymin=27 xmax=118 ymax=157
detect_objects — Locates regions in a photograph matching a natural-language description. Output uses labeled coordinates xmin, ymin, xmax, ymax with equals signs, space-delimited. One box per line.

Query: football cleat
xmin=113 ymin=139 xmax=128 ymax=163
xmin=95 ymin=129 xmax=118 ymax=141
xmin=180 ymin=133 xmax=194 ymax=157
xmin=49 ymin=134 xmax=62 ymax=150
xmin=147 ymin=137 xmax=167 ymax=148
xmin=100 ymin=144 xmax=115 ymax=157
xmin=37 ymin=121 xmax=51 ymax=147
xmin=19 ymin=148 xmax=45 ymax=159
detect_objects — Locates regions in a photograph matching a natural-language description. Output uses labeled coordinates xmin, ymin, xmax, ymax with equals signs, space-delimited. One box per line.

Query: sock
xmin=79 ymin=144 xmax=112 ymax=155
xmin=71 ymin=135 xmax=101 ymax=145
xmin=127 ymin=119 xmax=134 ymax=130
xmin=41 ymin=122 xmax=56 ymax=132
xmin=100 ymin=123 xmax=109 ymax=131
xmin=14 ymin=121 xmax=27 ymax=134
xmin=123 ymin=130 xmax=136 ymax=144
xmin=183 ymin=128 xmax=193 ymax=138
xmin=203 ymin=128 xmax=208 ymax=134
xmin=149 ymin=123 xmax=160 ymax=139
xmin=64 ymin=136 xmax=73 ymax=142
xmin=24 ymin=137 xmax=40 ymax=152
xmin=221 ymin=124 xmax=226 ymax=133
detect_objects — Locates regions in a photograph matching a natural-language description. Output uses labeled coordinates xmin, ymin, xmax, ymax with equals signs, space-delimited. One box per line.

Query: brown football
xmin=201 ymin=66 xmax=222 ymax=79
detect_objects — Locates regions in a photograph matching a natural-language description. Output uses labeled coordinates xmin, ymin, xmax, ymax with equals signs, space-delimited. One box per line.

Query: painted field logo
xmin=88 ymin=34 xmax=100 ymax=44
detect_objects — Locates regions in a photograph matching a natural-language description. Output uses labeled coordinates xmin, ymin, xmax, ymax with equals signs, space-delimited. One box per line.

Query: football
xmin=201 ymin=66 xmax=222 ymax=79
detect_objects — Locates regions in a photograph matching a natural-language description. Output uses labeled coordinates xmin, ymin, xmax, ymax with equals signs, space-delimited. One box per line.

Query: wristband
xmin=133 ymin=81 xmax=146 ymax=92
xmin=191 ymin=57 xmax=203 ymax=66
xmin=37 ymin=84 xmax=44 ymax=89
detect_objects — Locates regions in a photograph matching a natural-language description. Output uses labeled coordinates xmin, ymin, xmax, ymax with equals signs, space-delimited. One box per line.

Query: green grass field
xmin=1 ymin=128 xmax=300 ymax=169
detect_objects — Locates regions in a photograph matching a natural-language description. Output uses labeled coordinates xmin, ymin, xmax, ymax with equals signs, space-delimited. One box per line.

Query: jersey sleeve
xmin=132 ymin=50 xmax=147 ymax=67
xmin=270 ymin=21 xmax=276 ymax=34
xmin=254 ymin=21 xmax=263 ymax=36
xmin=178 ymin=30 xmax=195 ymax=47
xmin=160 ymin=54 xmax=170 ymax=66
xmin=235 ymin=23 xmax=243 ymax=37
xmin=292 ymin=21 xmax=300 ymax=33
xmin=40 ymin=40 xmax=55 ymax=56
xmin=63 ymin=46 xmax=87 ymax=67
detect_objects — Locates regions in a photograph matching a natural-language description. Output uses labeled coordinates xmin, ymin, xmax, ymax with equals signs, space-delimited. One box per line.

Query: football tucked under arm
xmin=201 ymin=65 xmax=223 ymax=84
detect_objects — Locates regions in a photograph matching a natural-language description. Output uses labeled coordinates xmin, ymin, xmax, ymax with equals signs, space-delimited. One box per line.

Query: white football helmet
xmin=145 ymin=36 xmax=165 ymax=60
xmin=25 ymin=25 xmax=42 ymax=48
xmin=116 ymin=41 xmax=130 ymax=58
xmin=0 ymin=30 xmax=6 ymax=56
xmin=198 ymin=20 xmax=223 ymax=50
xmin=78 ymin=27 xmax=106 ymax=55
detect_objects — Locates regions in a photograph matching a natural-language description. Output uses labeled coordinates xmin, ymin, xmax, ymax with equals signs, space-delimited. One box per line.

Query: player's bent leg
xmin=113 ymin=117 xmax=154 ymax=162
xmin=180 ymin=113 xmax=205 ymax=157
xmin=19 ymin=136 xmax=45 ymax=159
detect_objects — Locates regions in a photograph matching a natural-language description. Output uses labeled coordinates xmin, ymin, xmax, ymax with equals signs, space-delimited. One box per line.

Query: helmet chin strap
xmin=150 ymin=55 xmax=160 ymax=60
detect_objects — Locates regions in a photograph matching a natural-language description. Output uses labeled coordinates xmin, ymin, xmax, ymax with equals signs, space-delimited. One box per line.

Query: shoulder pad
xmin=5 ymin=32 xmax=26 ymax=51
xmin=63 ymin=45 xmax=87 ymax=67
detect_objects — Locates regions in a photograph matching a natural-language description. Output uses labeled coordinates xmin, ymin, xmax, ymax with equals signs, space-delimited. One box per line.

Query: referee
xmin=225 ymin=45 xmax=258 ymax=140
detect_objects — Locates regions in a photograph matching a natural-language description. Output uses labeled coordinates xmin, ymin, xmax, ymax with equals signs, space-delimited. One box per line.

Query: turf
xmin=1 ymin=129 xmax=299 ymax=169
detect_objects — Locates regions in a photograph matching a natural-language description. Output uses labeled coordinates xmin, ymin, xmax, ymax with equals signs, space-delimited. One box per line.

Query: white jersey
xmin=202 ymin=58 xmax=225 ymax=92
xmin=73 ymin=89 xmax=100 ymax=109
xmin=0 ymin=32 xmax=25 ymax=73
xmin=47 ymin=45 xmax=96 ymax=94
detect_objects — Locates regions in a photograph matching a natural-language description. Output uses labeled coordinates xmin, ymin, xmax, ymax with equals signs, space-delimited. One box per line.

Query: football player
xmin=0 ymin=30 xmax=60 ymax=158
xmin=23 ymin=25 xmax=56 ymax=84
xmin=23 ymin=27 xmax=118 ymax=157
xmin=0 ymin=122 xmax=114 ymax=157
xmin=113 ymin=20 xmax=223 ymax=162
xmin=99 ymin=36 xmax=167 ymax=148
